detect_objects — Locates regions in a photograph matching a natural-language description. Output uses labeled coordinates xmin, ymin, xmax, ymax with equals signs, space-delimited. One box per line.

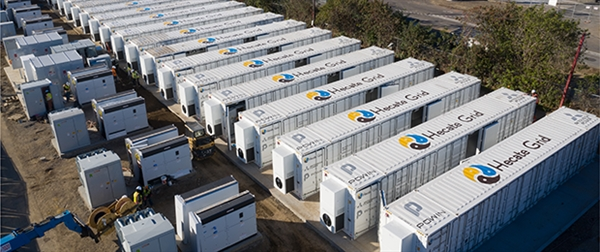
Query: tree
xmin=452 ymin=2 xmax=583 ymax=109
xmin=283 ymin=0 xmax=314 ymax=26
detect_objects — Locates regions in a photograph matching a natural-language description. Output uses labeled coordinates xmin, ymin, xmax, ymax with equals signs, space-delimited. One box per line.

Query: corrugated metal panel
xmin=323 ymin=156 xmax=383 ymax=192
xmin=385 ymin=107 xmax=600 ymax=251
xmin=146 ymin=19 xmax=305 ymax=60
xmin=83 ymin=0 xmax=185 ymax=15
xmin=98 ymin=0 xmax=227 ymax=30
xmin=114 ymin=6 xmax=262 ymax=38
xmin=211 ymin=47 xmax=400 ymax=106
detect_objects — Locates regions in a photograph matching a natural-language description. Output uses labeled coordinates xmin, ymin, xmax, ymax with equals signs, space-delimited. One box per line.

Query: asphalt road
xmin=1 ymin=144 xmax=39 ymax=252
xmin=384 ymin=0 xmax=600 ymax=69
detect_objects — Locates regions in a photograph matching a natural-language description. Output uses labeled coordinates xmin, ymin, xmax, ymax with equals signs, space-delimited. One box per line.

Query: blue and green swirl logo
xmin=272 ymin=74 xmax=294 ymax=83
xmin=306 ymin=90 xmax=331 ymax=101
xmin=399 ymin=134 xmax=430 ymax=150
xmin=348 ymin=110 xmax=376 ymax=123
xmin=463 ymin=164 xmax=500 ymax=184
xmin=179 ymin=28 xmax=196 ymax=34
xmin=218 ymin=48 xmax=237 ymax=55
xmin=126 ymin=1 xmax=139 ymax=6
xmin=137 ymin=7 xmax=151 ymax=12
xmin=150 ymin=13 xmax=164 ymax=18
xmin=163 ymin=20 xmax=179 ymax=26
xmin=198 ymin=37 xmax=215 ymax=44
xmin=243 ymin=60 xmax=264 ymax=68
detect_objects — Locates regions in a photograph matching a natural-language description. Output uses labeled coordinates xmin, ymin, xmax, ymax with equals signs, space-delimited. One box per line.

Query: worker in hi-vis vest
xmin=45 ymin=90 xmax=53 ymax=111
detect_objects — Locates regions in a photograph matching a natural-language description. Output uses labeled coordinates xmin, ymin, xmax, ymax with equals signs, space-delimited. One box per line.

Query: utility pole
xmin=559 ymin=32 xmax=586 ymax=107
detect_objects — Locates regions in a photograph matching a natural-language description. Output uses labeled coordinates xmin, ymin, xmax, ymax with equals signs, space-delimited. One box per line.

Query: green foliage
xmin=451 ymin=2 xmax=583 ymax=110
xmin=282 ymin=0 xmax=314 ymax=26
xmin=237 ymin=0 xmax=281 ymax=13
xmin=569 ymin=74 xmax=600 ymax=115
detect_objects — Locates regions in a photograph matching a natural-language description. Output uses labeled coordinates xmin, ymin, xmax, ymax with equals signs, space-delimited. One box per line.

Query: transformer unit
xmin=380 ymin=106 xmax=599 ymax=252
xmin=133 ymin=135 xmax=193 ymax=186
xmin=189 ymin=190 xmax=257 ymax=252
xmin=143 ymin=19 xmax=305 ymax=87
xmin=93 ymin=94 xmax=148 ymax=140
xmin=273 ymin=72 xmax=482 ymax=200
xmin=211 ymin=47 xmax=399 ymax=152
xmin=91 ymin=89 xmax=136 ymax=134
xmin=67 ymin=65 xmax=116 ymax=105
xmin=76 ymin=148 xmax=126 ymax=209
xmin=234 ymin=57 xmax=431 ymax=169
xmin=320 ymin=88 xmax=537 ymax=239
xmin=124 ymin=125 xmax=179 ymax=185
xmin=7 ymin=32 xmax=63 ymax=68
xmin=175 ymin=176 xmax=239 ymax=244
xmin=5 ymin=0 xmax=31 ymax=21
xmin=108 ymin=6 xmax=263 ymax=61
xmin=186 ymin=36 xmax=362 ymax=121
xmin=26 ymin=51 xmax=84 ymax=85
xmin=164 ymin=27 xmax=331 ymax=112
xmin=50 ymin=39 xmax=98 ymax=63
xmin=11 ymin=4 xmax=40 ymax=28
xmin=31 ymin=27 xmax=68 ymax=44
xmin=48 ymin=107 xmax=91 ymax=154
xmin=17 ymin=78 xmax=63 ymax=119
xmin=146 ymin=19 xmax=305 ymax=81
xmin=116 ymin=208 xmax=177 ymax=252
xmin=22 ymin=15 xmax=52 ymax=35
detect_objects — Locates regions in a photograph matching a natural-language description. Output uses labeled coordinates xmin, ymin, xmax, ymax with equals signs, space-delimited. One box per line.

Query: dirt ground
xmin=0 ymin=2 xmax=336 ymax=252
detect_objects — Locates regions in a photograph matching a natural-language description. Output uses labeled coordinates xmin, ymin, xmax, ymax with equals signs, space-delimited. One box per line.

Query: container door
xmin=425 ymin=99 xmax=443 ymax=120
xmin=380 ymin=82 xmax=397 ymax=97
xmin=55 ymin=118 xmax=78 ymax=152
xmin=341 ymin=66 xmax=359 ymax=79
xmin=87 ymin=166 xmax=112 ymax=206
xmin=307 ymin=53 xmax=325 ymax=64
xmin=479 ymin=121 xmax=500 ymax=153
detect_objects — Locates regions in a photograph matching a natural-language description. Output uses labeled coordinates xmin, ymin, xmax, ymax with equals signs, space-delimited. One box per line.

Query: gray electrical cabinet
xmin=91 ymin=90 xmax=137 ymax=134
xmin=12 ymin=4 xmax=40 ymax=28
xmin=8 ymin=32 xmax=62 ymax=69
xmin=22 ymin=15 xmax=52 ymax=35
xmin=48 ymin=107 xmax=90 ymax=154
xmin=95 ymin=96 xmax=148 ymax=140
xmin=31 ymin=27 xmax=68 ymax=44
xmin=67 ymin=65 xmax=116 ymax=105
xmin=189 ymin=191 xmax=257 ymax=252
xmin=27 ymin=51 xmax=84 ymax=85
xmin=17 ymin=78 xmax=62 ymax=119
xmin=116 ymin=208 xmax=177 ymax=252
xmin=133 ymin=135 xmax=192 ymax=187
xmin=124 ymin=125 xmax=178 ymax=184
xmin=1 ymin=21 xmax=16 ymax=37
xmin=51 ymin=39 xmax=98 ymax=63
xmin=76 ymin=148 xmax=126 ymax=209
xmin=4 ymin=0 xmax=31 ymax=21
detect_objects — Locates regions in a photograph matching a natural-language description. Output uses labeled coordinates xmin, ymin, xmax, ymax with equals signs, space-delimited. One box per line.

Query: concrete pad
xmin=475 ymin=155 xmax=600 ymax=252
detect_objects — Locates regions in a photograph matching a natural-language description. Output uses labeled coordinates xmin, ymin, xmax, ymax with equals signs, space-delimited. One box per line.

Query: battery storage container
xmin=189 ymin=190 xmax=257 ymax=252
xmin=235 ymin=57 xmax=430 ymax=169
xmin=116 ymin=208 xmax=177 ymax=252
xmin=76 ymin=148 xmax=126 ymax=209
xmin=124 ymin=125 xmax=178 ymax=182
xmin=110 ymin=6 xmax=263 ymax=60
xmin=67 ymin=65 xmax=116 ymax=105
xmin=48 ymin=107 xmax=91 ymax=154
xmin=165 ymin=27 xmax=330 ymax=113
xmin=22 ymin=15 xmax=52 ymax=35
xmin=186 ymin=36 xmax=361 ymax=121
xmin=9 ymin=32 xmax=63 ymax=68
xmin=12 ymin=4 xmax=40 ymax=28
xmin=320 ymin=88 xmax=536 ymax=240
xmin=27 ymin=51 xmax=84 ymax=86
xmin=380 ymin=106 xmax=599 ymax=252
xmin=175 ymin=176 xmax=239 ymax=244
xmin=273 ymin=72 xmax=482 ymax=200
xmin=133 ymin=135 xmax=193 ymax=186
xmin=211 ymin=47 xmax=398 ymax=153
xmin=144 ymin=19 xmax=304 ymax=86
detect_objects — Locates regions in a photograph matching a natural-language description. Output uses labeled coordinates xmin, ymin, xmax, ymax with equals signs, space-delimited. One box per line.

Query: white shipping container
xmin=274 ymin=72 xmax=482 ymax=201
xmin=161 ymin=27 xmax=330 ymax=108
xmin=234 ymin=57 xmax=431 ymax=168
xmin=380 ymin=106 xmax=599 ymax=252
xmin=187 ymin=36 xmax=361 ymax=121
xmin=214 ymin=47 xmax=398 ymax=155
xmin=132 ymin=14 xmax=288 ymax=86
xmin=320 ymin=87 xmax=537 ymax=240
xmin=111 ymin=6 xmax=263 ymax=58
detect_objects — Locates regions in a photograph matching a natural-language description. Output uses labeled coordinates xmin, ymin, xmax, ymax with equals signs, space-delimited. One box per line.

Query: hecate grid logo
xmin=272 ymin=74 xmax=294 ymax=83
xmin=399 ymin=134 xmax=431 ymax=150
xmin=126 ymin=1 xmax=139 ymax=6
xmin=306 ymin=90 xmax=331 ymax=101
xmin=137 ymin=7 xmax=151 ymax=12
xmin=218 ymin=48 xmax=237 ymax=55
xmin=348 ymin=110 xmax=376 ymax=123
xmin=150 ymin=13 xmax=164 ymax=18
xmin=179 ymin=28 xmax=196 ymax=34
xmin=163 ymin=20 xmax=179 ymax=26
xmin=463 ymin=164 xmax=500 ymax=184
xmin=198 ymin=37 xmax=215 ymax=44
xmin=243 ymin=60 xmax=264 ymax=68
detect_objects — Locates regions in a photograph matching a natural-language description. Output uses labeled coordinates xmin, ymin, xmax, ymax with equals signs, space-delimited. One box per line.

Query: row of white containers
xmin=379 ymin=106 xmax=599 ymax=251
